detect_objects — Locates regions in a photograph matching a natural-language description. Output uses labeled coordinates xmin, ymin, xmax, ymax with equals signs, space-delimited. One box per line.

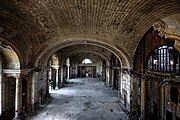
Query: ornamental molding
xmin=153 ymin=19 xmax=180 ymax=52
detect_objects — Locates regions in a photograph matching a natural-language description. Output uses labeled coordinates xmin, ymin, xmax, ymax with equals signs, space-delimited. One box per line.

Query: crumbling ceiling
xmin=0 ymin=0 xmax=179 ymax=67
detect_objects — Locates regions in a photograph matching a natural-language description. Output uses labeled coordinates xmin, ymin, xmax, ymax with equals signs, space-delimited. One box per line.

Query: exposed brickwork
xmin=0 ymin=0 xmax=180 ymax=66
xmin=134 ymin=27 xmax=174 ymax=72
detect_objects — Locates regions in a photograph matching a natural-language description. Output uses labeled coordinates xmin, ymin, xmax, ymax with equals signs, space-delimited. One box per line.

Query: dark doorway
xmin=166 ymin=110 xmax=172 ymax=120
xmin=22 ymin=78 xmax=27 ymax=113
xmin=153 ymin=102 xmax=158 ymax=120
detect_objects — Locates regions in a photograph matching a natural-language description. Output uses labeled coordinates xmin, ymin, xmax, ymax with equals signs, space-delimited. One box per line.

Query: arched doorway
xmin=0 ymin=42 xmax=20 ymax=119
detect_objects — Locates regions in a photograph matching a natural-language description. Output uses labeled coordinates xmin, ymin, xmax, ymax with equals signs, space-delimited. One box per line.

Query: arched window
xmin=82 ymin=59 xmax=92 ymax=64
xmin=146 ymin=45 xmax=180 ymax=74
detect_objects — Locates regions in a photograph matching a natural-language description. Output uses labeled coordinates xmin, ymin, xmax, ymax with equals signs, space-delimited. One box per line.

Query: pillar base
xmin=13 ymin=112 xmax=25 ymax=120
xmin=139 ymin=115 xmax=145 ymax=120
xmin=14 ymin=113 xmax=19 ymax=119
xmin=55 ymin=87 xmax=59 ymax=89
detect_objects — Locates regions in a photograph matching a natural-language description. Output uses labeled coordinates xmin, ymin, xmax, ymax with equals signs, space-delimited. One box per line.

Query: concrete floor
xmin=28 ymin=78 xmax=129 ymax=120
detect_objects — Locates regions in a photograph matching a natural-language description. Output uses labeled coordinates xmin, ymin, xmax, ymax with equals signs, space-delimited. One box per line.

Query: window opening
xmin=146 ymin=45 xmax=180 ymax=74
xmin=82 ymin=59 xmax=92 ymax=64
xmin=170 ymin=86 xmax=178 ymax=104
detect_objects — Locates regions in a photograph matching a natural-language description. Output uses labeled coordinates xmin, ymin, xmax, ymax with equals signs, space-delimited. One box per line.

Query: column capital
xmin=3 ymin=69 xmax=21 ymax=77
xmin=141 ymin=74 xmax=148 ymax=80
xmin=18 ymin=68 xmax=34 ymax=76
xmin=55 ymin=66 xmax=59 ymax=89
xmin=51 ymin=65 xmax=59 ymax=69
xmin=141 ymin=75 xmax=146 ymax=80
xmin=14 ymin=74 xmax=20 ymax=79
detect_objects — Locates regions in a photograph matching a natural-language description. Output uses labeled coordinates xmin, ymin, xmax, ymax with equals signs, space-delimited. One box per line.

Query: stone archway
xmin=0 ymin=42 xmax=21 ymax=119
xmin=33 ymin=38 xmax=133 ymax=114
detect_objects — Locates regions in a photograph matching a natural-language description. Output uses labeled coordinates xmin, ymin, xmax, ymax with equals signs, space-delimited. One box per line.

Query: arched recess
xmin=146 ymin=45 xmax=180 ymax=74
xmin=133 ymin=23 xmax=180 ymax=119
xmin=82 ymin=58 xmax=92 ymax=64
xmin=49 ymin=54 xmax=60 ymax=90
xmin=34 ymin=38 xmax=133 ymax=112
xmin=35 ymin=38 xmax=131 ymax=69
xmin=110 ymin=54 xmax=121 ymax=90
xmin=0 ymin=38 xmax=24 ymax=69
xmin=64 ymin=52 xmax=107 ymax=78
xmin=134 ymin=27 xmax=175 ymax=73
xmin=47 ymin=45 xmax=112 ymax=89
xmin=144 ymin=44 xmax=180 ymax=119
xmin=0 ymin=44 xmax=20 ymax=69
xmin=134 ymin=13 xmax=180 ymax=73
xmin=152 ymin=14 xmax=180 ymax=52
xmin=131 ymin=4 xmax=180 ymax=57
xmin=52 ymin=42 xmax=126 ymax=88
xmin=51 ymin=54 xmax=59 ymax=66
xmin=0 ymin=42 xmax=20 ymax=119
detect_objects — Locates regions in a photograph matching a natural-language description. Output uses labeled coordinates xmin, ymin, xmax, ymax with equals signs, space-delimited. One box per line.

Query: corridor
xmin=28 ymin=78 xmax=129 ymax=120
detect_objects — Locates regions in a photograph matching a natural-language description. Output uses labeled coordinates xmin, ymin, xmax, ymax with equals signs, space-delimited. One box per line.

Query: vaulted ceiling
xmin=55 ymin=44 xmax=112 ymax=65
xmin=0 ymin=0 xmax=179 ymax=68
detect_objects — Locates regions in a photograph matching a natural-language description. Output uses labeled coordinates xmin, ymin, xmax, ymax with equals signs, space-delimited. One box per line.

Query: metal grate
xmin=147 ymin=45 xmax=180 ymax=74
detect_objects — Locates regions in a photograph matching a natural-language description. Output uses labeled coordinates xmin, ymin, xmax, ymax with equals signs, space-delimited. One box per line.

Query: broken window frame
xmin=146 ymin=45 xmax=180 ymax=74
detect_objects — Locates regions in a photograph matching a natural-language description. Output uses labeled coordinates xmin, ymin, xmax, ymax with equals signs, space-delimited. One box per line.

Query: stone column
xmin=55 ymin=67 xmax=59 ymax=89
xmin=31 ymin=72 xmax=38 ymax=113
xmin=118 ymin=70 xmax=121 ymax=98
xmin=131 ymin=74 xmax=137 ymax=113
xmin=111 ymin=69 xmax=114 ymax=89
xmin=25 ymin=75 xmax=32 ymax=114
xmin=106 ymin=66 xmax=110 ymax=86
xmin=2 ymin=76 xmax=7 ymax=114
xmin=120 ymin=70 xmax=124 ymax=96
xmin=48 ymin=67 xmax=51 ymax=81
xmin=91 ymin=66 xmax=94 ymax=77
xmin=67 ymin=64 xmax=70 ymax=79
xmin=140 ymin=76 xmax=147 ymax=120
xmin=160 ymin=86 xmax=165 ymax=120
xmin=15 ymin=74 xmax=22 ymax=117
xmin=109 ymin=67 xmax=112 ymax=87
xmin=61 ymin=67 xmax=64 ymax=86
